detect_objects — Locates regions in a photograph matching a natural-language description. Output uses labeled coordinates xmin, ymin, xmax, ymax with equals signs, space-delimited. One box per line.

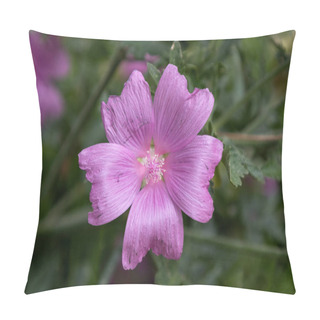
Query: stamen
xmin=141 ymin=150 xmax=166 ymax=184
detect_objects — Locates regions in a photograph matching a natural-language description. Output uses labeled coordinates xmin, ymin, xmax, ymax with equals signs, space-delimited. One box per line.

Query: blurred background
xmin=25 ymin=30 xmax=295 ymax=294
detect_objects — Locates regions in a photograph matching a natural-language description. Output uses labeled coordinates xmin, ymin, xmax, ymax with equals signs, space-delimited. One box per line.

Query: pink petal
xmin=153 ymin=64 xmax=214 ymax=154
xmin=78 ymin=143 xmax=144 ymax=226
xmin=122 ymin=181 xmax=184 ymax=270
xmin=101 ymin=71 xmax=153 ymax=157
xmin=164 ymin=135 xmax=223 ymax=223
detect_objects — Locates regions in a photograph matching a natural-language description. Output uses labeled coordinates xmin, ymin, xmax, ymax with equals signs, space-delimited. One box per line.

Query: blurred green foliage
xmin=25 ymin=31 xmax=295 ymax=294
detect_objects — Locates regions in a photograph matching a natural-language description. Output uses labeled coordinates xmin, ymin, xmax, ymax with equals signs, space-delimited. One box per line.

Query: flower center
xmin=141 ymin=150 xmax=166 ymax=185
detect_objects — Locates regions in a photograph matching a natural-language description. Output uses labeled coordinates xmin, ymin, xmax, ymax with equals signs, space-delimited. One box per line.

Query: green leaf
xmin=225 ymin=146 xmax=248 ymax=187
xmin=222 ymin=141 xmax=264 ymax=187
xmin=246 ymin=163 xmax=264 ymax=182
xmin=230 ymin=45 xmax=245 ymax=103
xmin=147 ymin=62 xmax=161 ymax=85
xmin=185 ymin=74 xmax=194 ymax=92
xmin=169 ymin=41 xmax=183 ymax=69
xmin=261 ymin=152 xmax=282 ymax=180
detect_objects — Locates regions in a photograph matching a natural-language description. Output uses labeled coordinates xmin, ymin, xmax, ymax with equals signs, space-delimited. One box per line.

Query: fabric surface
xmin=25 ymin=30 xmax=295 ymax=294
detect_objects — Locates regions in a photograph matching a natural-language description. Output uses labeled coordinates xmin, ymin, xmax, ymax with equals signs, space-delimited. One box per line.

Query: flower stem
xmin=213 ymin=59 xmax=290 ymax=131
xmin=184 ymin=229 xmax=287 ymax=257
xmin=42 ymin=46 xmax=127 ymax=196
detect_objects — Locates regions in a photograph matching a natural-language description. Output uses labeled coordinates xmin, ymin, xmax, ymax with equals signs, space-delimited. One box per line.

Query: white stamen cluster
xmin=141 ymin=150 xmax=166 ymax=184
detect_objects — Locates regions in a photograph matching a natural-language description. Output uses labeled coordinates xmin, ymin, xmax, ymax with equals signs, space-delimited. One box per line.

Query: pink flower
xmin=119 ymin=53 xmax=159 ymax=78
xmin=79 ymin=64 xmax=223 ymax=270
xmin=29 ymin=31 xmax=69 ymax=124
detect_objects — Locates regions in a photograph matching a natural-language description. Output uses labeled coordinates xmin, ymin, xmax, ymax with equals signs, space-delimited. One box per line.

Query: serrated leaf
xmin=227 ymin=146 xmax=249 ymax=187
xmin=246 ymin=163 xmax=264 ymax=182
xmin=261 ymin=153 xmax=282 ymax=181
xmin=169 ymin=41 xmax=183 ymax=69
xmin=222 ymin=141 xmax=264 ymax=187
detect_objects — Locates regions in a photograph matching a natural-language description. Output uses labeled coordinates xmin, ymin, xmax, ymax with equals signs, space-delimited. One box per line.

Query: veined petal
xmin=164 ymin=135 xmax=223 ymax=223
xmin=101 ymin=71 xmax=153 ymax=157
xmin=153 ymin=64 xmax=214 ymax=154
xmin=122 ymin=181 xmax=184 ymax=270
xmin=78 ymin=143 xmax=144 ymax=226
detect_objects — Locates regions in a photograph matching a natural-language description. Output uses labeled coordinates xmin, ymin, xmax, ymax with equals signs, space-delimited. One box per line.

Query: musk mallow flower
xmin=29 ymin=31 xmax=69 ymax=124
xmin=79 ymin=64 xmax=223 ymax=270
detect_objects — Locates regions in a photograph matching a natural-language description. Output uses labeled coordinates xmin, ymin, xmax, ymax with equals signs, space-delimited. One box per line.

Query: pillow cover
xmin=25 ymin=30 xmax=295 ymax=294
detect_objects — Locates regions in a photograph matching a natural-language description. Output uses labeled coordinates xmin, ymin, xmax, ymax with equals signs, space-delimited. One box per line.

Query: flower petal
xmin=164 ymin=135 xmax=223 ymax=223
xmin=78 ymin=143 xmax=144 ymax=226
xmin=122 ymin=181 xmax=184 ymax=270
xmin=153 ymin=64 xmax=214 ymax=154
xmin=101 ymin=71 xmax=153 ymax=157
